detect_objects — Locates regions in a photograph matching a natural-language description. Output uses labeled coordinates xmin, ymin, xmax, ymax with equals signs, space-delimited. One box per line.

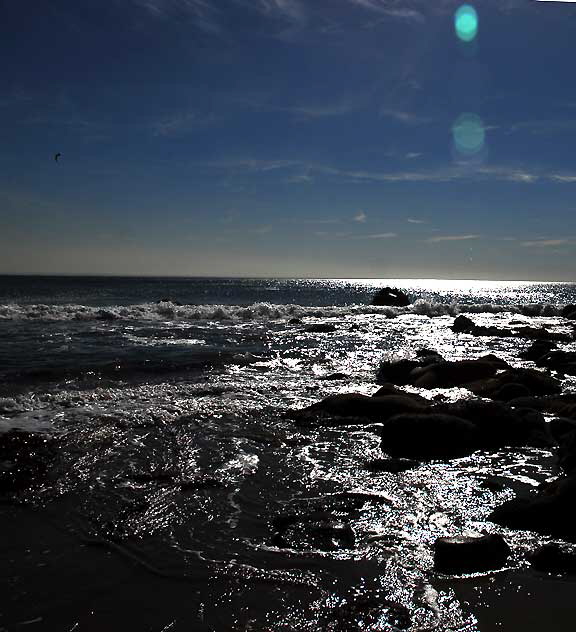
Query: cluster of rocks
xmin=290 ymin=309 xmax=576 ymax=574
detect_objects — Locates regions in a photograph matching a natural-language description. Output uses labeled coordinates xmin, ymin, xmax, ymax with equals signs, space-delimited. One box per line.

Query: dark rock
xmin=561 ymin=305 xmax=576 ymax=319
xmin=493 ymin=383 xmax=532 ymax=402
xmin=364 ymin=458 xmax=419 ymax=473
xmin=469 ymin=367 xmax=562 ymax=398
xmin=452 ymin=315 xmax=477 ymax=333
xmin=435 ymin=399 xmax=552 ymax=449
xmin=301 ymin=393 xmax=427 ymax=423
xmin=380 ymin=413 xmax=481 ymax=459
xmin=376 ymin=359 xmax=421 ymax=386
xmin=520 ymin=340 xmax=557 ymax=362
xmin=372 ymin=287 xmax=410 ymax=307
xmin=550 ymin=417 xmax=576 ymax=442
xmin=433 ymin=534 xmax=511 ymax=574
xmin=412 ymin=360 xmax=499 ymax=389
xmin=372 ymin=385 xmax=429 ymax=406
xmin=319 ymin=372 xmax=348 ymax=381
xmin=529 ymin=543 xmax=576 ymax=574
xmin=536 ymin=350 xmax=576 ymax=376
xmin=271 ymin=512 xmax=355 ymax=551
xmin=490 ymin=475 xmax=576 ymax=541
xmin=288 ymin=317 xmax=302 ymax=325
xmin=304 ymin=323 xmax=337 ymax=333
xmin=480 ymin=478 xmax=507 ymax=492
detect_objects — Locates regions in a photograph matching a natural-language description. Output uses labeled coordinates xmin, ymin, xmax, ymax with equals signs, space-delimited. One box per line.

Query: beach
xmin=1 ymin=276 xmax=576 ymax=631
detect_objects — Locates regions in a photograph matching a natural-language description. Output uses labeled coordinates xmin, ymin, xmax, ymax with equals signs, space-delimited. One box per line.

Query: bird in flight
xmin=54 ymin=153 xmax=61 ymax=162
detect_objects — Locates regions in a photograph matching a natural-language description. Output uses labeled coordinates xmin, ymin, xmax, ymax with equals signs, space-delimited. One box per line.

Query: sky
xmin=1 ymin=0 xmax=576 ymax=280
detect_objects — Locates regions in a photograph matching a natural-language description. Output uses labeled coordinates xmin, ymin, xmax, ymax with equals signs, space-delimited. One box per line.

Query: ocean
xmin=1 ymin=276 xmax=575 ymax=631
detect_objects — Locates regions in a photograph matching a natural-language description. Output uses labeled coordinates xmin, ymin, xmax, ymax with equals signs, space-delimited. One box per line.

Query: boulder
xmin=376 ymin=359 xmax=421 ymax=386
xmin=412 ymin=360 xmax=498 ymax=389
xmin=304 ymin=323 xmax=337 ymax=333
xmin=536 ymin=350 xmax=576 ymax=376
xmin=520 ymin=340 xmax=557 ymax=362
xmin=380 ymin=413 xmax=481 ymax=459
xmin=364 ymin=458 xmax=419 ymax=473
xmin=301 ymin=393 xmax=428 ymax=423
xmin=529 ymin=543 xmax=576 ymax=574
xmin=490 ymin=475 xmax=576 ymax=541
xmin=561 ymin=305 xmax=576 ymax=320
xmin=493 ymin=383 xmax=531 ymax=402
xmin=468 ymin=367 xmax=562 ymax=398
xmin=372 ymin=287 xmax=410 ymax=307
xmin=433 ymin=534 xmax=511 ymax=574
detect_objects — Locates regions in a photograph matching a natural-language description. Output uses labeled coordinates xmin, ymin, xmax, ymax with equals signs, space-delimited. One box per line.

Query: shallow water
xmin=1 ymin=277 xmax=575 ymax=631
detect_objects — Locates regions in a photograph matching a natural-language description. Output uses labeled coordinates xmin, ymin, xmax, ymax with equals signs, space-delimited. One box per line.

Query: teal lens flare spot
xmin=452 ymin=113 xmax=485 ymax=155
xmin=455 ymin=5 xmax=478 ymax=42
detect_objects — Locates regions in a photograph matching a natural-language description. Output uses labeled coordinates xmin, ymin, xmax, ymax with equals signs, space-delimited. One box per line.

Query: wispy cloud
xmin=153 ymin=110 xmax=215 ymax=136
xmin=134 ymin=0 xmax=221 ymax=32
xmin=204 ymin=157 xmax=576 ymax=186
xmin=353 ymin=210 xmax=367 ymax=223
xmin=521 ymin=239 xmax=571 ymax=248
xmin=407 ymin=217 xmax=426 ymax=224
xmin=315 ymin=230 xmax=397 ymax=240
xmin=405 ymin=152 xmax=423 ymax=160
xmin=379 ymin=108 xmax=430 ymax=125
xmin=350 ymin=0 xmax=425 ymax=22
xmin=427 ymin=234 xmax=481 ymax=243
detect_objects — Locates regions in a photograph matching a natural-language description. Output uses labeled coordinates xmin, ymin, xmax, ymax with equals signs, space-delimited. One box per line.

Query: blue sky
xmin=1 ymin=0 xmax=576 ymax=279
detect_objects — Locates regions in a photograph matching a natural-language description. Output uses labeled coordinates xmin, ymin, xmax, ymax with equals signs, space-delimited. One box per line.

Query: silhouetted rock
xmin=433 ymin=534 xmax=511 ymax=574
xmin=529 ymin=543 xmax=576 ymax=574
xmin=412 ymin=359 xmax=499 ymax=389
xmin=536 ymin=350 xmax=576 ymax=376
xmin=468 ymin=367 xmax=562 ymax=398
xmin=561 ymin=304 xmax=576 ymax=320
xmin=364 ymin=457 xmax=419 ymax=473
xmin=319 ymin=372 xmax=348 ymax=381
xmin=380 ymin=413 xmax=480 ymax=459
xmin=304 ymin=323 xmax=337 ymax=333
xmin=288 ymin=317 xmax=302 ymax=324
xmin=520 ymin=340 xmax=557 ymax=362
xmin=372 ymin=287 xmax=410 ymax=307
xmin=376 ymin=359 xmax=422 ymax=386
xmin=300 ymin=393 xmax=427 ymax=423
xmin=493 ymin=383 xmax=531 ymax=402
xmin=490 ymin=475 xmax=576 ymax=541
xmin=452 ymin=315 xmax=570 ymax=342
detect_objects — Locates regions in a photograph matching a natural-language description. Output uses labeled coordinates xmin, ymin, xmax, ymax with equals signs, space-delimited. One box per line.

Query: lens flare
xmin=455 ymin=5 xmax=478 ymax=42
xmin=452 ymin=113 xmax=485 ymax=155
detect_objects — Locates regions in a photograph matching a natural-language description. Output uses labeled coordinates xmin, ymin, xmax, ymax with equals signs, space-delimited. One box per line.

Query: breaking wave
xmin=0 ymin=299 xmax=566 ymax=322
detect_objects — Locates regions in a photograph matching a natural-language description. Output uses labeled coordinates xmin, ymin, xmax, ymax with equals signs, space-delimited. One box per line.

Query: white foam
xmin=0 ymin=300 xmax=565 ymax=323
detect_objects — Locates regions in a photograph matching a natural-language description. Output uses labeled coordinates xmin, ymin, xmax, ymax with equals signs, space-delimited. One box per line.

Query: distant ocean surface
xmin=1 ymin=275 xmax=576 ymax=630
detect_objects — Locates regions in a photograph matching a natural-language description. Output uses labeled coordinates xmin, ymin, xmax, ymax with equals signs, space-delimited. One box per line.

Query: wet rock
xmin=304 ymin=323 xmax=337 ymax=333
xmin=433 ymin=534 xmax=511 ymax=574
xmin=0 ymin=431 xmax=54 ymax=493
xmin=288 ymin=317 xmax=302 ymax=325
xmin=550 ymin=417 xmax=576 ymax=442
xmin=536 ymin=350 xmax=576 ymax=376
xmin=372 ymin=384 xmax=429 ymax=406
xmin=376 ymin=359 xmax=421 ymax=386
xmin=452 ymin=315 xmax=477 ymax=334
xmin=480 ymin=478 xmax=507 ymax=492
xmin=380 ymin=413 xmax=481 ymax=459
xmin=438 ymin=399 xmax=552 ymax=449
xmin=561 ymin=304 xmax=576 ymax=320
xmin=490 ymin=475 xmax=576 ymax=541
xmin=507 ymin=394 xmax=576 ymax=420
xmin=468 ymin=367 xmax=562 ymax=398
xmin=412 ymin=359 xmax=499 ymax=389
xmin=319 ymin=372 xmax=348 ymax=381
xmin=520 ymin=340 xmax=557 ymax=362
xmin=529 ymin=543 xmax=576 ymax=574
xmin=364 ymin=457 xmax=419 ymax=473
xmin=301 ymin=393 xmax=428 ymax=423
xmin=271 ymin=512 xmax=355 ymax=551
xmin=452 ymin=315 xmax=570 ymax=342
xmin=372 ymin=287 xmax=410 ymax=307
xmin=493 ymin=383 xmax=531 ymax=402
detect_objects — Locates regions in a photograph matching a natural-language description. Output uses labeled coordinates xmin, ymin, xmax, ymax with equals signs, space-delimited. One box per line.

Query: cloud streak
xmin=427 ymin=234 xmax=481 ymax=243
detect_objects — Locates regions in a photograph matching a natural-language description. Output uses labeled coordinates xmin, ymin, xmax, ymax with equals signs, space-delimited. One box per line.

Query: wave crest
xmin=0 ymin=299 xmax=566 ymax=323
